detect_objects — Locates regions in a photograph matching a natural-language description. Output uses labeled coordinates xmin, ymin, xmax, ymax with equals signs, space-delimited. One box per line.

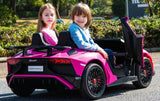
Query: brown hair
xmin=71 ymin=3 xmax=92 ymax=28
xmin=37 ymin=3 xmax=57 ymax=32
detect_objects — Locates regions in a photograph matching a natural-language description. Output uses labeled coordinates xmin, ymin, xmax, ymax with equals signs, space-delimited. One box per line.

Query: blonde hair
xmin=71 ymin=3 xmax=92 ymax=28
xmin=37 ymin=3 xmax=57 ymax=32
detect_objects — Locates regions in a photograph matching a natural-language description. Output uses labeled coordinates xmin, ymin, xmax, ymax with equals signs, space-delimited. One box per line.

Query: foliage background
xmin=0 ymin=17 xmax=160 ymax=57
xmin=0 ymin=0 xmax=160 ymax=57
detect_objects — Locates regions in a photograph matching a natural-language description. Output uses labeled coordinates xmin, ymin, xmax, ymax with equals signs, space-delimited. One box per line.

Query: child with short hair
xmin=37 ymin=3 xmax=58 ymax=46
xmin=68 ymin=3 xmax=119 ymax=68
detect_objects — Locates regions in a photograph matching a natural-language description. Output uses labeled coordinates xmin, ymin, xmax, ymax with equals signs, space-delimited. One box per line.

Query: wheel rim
xmin=87 ymin=67 xmax=105 ymax=96
xmin=140 ymin=60 xmax=152 ymax=85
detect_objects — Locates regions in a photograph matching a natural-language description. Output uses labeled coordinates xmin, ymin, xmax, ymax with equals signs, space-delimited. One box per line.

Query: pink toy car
xmin=5 ymin=17 xmax=154 ymax=99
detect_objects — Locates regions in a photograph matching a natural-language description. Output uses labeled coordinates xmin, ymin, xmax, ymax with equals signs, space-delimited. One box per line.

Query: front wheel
xmin=80 ymin=63 xmax=106 ymax=99
xmin=133 ymin=57 xmax=153 ymax=88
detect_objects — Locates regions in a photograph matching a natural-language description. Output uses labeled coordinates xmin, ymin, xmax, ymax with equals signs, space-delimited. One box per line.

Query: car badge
xmin=29 ymin=59 xmax=37 ymax=62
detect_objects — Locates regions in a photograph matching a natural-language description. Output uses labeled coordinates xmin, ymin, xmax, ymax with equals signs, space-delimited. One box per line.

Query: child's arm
xmin=97 ymin=47 xmax=108 ymax=59
xmin=69 ymin=25 xmax=98 ymax=51
xmin=69 ymin=24 xmax=108 ymax=58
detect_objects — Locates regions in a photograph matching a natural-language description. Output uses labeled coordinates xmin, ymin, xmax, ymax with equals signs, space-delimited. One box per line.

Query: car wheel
xmin=133 ymin=57 xmax=152 ymax=88
xmin=80 ymin=63 xmax=106 ymax=99
xmin=11 ymin=86 xmax=34 ymax=97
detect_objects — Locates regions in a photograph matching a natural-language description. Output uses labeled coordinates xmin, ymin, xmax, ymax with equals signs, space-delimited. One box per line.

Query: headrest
xmin=57 ymin=31 xmax=77 ymax=48
xmin=31 ymin=32 xmax=47 ymax=46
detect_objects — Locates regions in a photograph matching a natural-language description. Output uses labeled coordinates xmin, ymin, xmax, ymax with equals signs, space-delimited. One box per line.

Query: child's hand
xmin=97 ymin=47 xmax=108 ymax=59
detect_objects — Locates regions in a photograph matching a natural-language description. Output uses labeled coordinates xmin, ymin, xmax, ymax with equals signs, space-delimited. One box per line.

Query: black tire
xmin=80 ymin=63 xmax=106 ymax=99
xmin=11 ymin=86 xmax=34 ymax=97
xmin=133 ymin=57 xmax=153 ymax=88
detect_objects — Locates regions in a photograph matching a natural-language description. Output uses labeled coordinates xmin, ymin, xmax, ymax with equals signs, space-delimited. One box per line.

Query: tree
xmin=52 ymin=0 xmax=66 ymax=19
xmin=142 ymin=0 xmax=153 ymax=16
xmin=52 ymin=0 xmax=79 ymax=18
xmin=11 ymin=0 xmax=16 ymax=14
xmin=78 ymin=0 xmax=94 ymax=6
xmin=140 ymin=0 xmax=160 ymax=17
xmin=111 ymin=0 xmax=125 ymax=18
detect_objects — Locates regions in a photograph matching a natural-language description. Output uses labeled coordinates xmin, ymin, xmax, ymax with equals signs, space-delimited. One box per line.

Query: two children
xmin=37 ymin=3 xmax=119 ymax=68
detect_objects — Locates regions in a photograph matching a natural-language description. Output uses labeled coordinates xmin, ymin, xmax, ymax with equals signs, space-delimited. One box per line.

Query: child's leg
xmin=104 ymin=48 xmax=115 ymax=68
xmin=104 ymin=48 xmax=123 ymax=69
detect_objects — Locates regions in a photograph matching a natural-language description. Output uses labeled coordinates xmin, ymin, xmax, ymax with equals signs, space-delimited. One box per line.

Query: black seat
xmin=57 ymin=31 xmax=77 ymax=48
xmin=31 ymin=32 xmax=47 ymax=46
xmin=121 ymin=17 xmax=143 ymax=67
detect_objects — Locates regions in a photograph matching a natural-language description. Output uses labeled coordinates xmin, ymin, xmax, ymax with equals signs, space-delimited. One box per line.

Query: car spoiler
xmin=5 ymin=45 xmax=71 ymax=56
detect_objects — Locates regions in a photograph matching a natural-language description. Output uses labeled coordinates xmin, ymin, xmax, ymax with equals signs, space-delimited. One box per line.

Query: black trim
xmin=5 ymin=45 xmax=71 ymax=56
xmin=107 ymin=76 xmax=137 ymax=87
xmin=7 ymin=74 xmax=81 ymax=89
xmin=67 ymin=49 xmax=78 ymax=56
xmin=94 ymin=38 xmax=125 ymax=52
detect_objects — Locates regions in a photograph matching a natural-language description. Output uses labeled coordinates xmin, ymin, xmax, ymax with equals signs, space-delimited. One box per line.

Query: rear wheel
xmin=11 ymin=86 xmax=34 ymax=97
xmin=80 ymin=63 xmax=106 ymax=99
xmin=133 ymin=57 xmax=153 ymax=88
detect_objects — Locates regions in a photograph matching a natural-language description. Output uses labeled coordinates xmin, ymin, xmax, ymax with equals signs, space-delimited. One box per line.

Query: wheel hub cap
xmin=143 ymin=70 xmax=146 ymax=74
xmin=93 ymin=78 xmax=97 ymax=84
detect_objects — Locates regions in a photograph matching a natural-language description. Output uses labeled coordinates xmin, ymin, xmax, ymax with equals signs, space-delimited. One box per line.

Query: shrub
xmin=56 ymin=23 xmax=70 ymax=33
xmin=0 ymin=26 xmax=36 ymax=56
xmin=0 ymin=17 xmax=160 ymax=57
xmin=0 ymin=6 xmax=18 ymax=26
xmin=90 ymin=19 xmax=122 ymax=39
xmin=129 ymin=17 xmax=160 ymax=47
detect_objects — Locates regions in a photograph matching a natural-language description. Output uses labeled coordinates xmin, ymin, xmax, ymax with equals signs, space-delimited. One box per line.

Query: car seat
xmin=31 ymin=32 xmax=48 ymax=46
xmin=57 ymin=31 xmax=77 ymax=48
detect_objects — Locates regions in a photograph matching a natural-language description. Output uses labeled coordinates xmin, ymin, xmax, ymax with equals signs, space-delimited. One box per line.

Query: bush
xmin=0 ymin=26 xmax=36 ymax=56
xmin=56 ymin=23 xmax=70 ymax=33
xmin=0 ymin=6 xmax=18 ymax=26
xmin=0 ymin=17 xmax=160 ymax=57
xmin=90 ymin=19 xmax=122 ymax=39
xmin=129 ymin=17 xmax=160 ymax=47
xmin=90 ymin=17 xmax=160 ymax=48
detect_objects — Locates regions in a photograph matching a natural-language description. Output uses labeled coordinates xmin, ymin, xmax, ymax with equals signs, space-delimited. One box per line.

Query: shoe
xmin=115 ymin=64 xmax=123 ymax=69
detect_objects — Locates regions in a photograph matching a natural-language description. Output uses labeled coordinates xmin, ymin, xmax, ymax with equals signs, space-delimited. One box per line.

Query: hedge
xmin=90 ymin=17 xmax=160 ymax=48
xmin=0 ymin=17 xmax=160 ymax=57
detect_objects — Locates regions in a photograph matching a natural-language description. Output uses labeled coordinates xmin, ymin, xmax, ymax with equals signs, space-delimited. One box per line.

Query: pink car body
xmin=7 ymin=47 xmax=118 ymax=89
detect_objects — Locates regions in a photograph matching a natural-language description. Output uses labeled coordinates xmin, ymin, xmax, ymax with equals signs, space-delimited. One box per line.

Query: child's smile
xmin=74 ymin=14 xmax=87 ymax=28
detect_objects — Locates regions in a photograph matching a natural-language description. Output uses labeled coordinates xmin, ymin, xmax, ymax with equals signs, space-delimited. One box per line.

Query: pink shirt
xmin=42 ymin=28 xmax=58 ymax=46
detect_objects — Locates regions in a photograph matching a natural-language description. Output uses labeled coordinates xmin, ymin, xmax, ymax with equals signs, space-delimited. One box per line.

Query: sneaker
xmin=115 ymin=64 xmax=123 ymax=69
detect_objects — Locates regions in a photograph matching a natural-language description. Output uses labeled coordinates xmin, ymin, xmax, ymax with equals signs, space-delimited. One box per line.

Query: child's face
xmin=73 ymin=14 xmax=87 ymax=28
xmin=42 ymin=8 xmax=55 ymax=28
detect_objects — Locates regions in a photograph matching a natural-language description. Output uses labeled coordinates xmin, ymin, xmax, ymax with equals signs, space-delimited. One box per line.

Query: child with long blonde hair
xmin=37 ymin=3 xmax=58 ymax=46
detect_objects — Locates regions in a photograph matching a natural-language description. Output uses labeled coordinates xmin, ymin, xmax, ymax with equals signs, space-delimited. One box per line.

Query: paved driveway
xmin=0 ymin=52 xmax=159 ymax=101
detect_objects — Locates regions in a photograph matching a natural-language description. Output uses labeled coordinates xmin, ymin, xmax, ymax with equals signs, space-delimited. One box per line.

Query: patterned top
xmin=42 ymin=28 xmax=58 ymax=46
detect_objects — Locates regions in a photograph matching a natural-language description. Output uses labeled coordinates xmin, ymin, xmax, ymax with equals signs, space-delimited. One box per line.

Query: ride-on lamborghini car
xmin=5 ymin=17 xmax=154 ymax=99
